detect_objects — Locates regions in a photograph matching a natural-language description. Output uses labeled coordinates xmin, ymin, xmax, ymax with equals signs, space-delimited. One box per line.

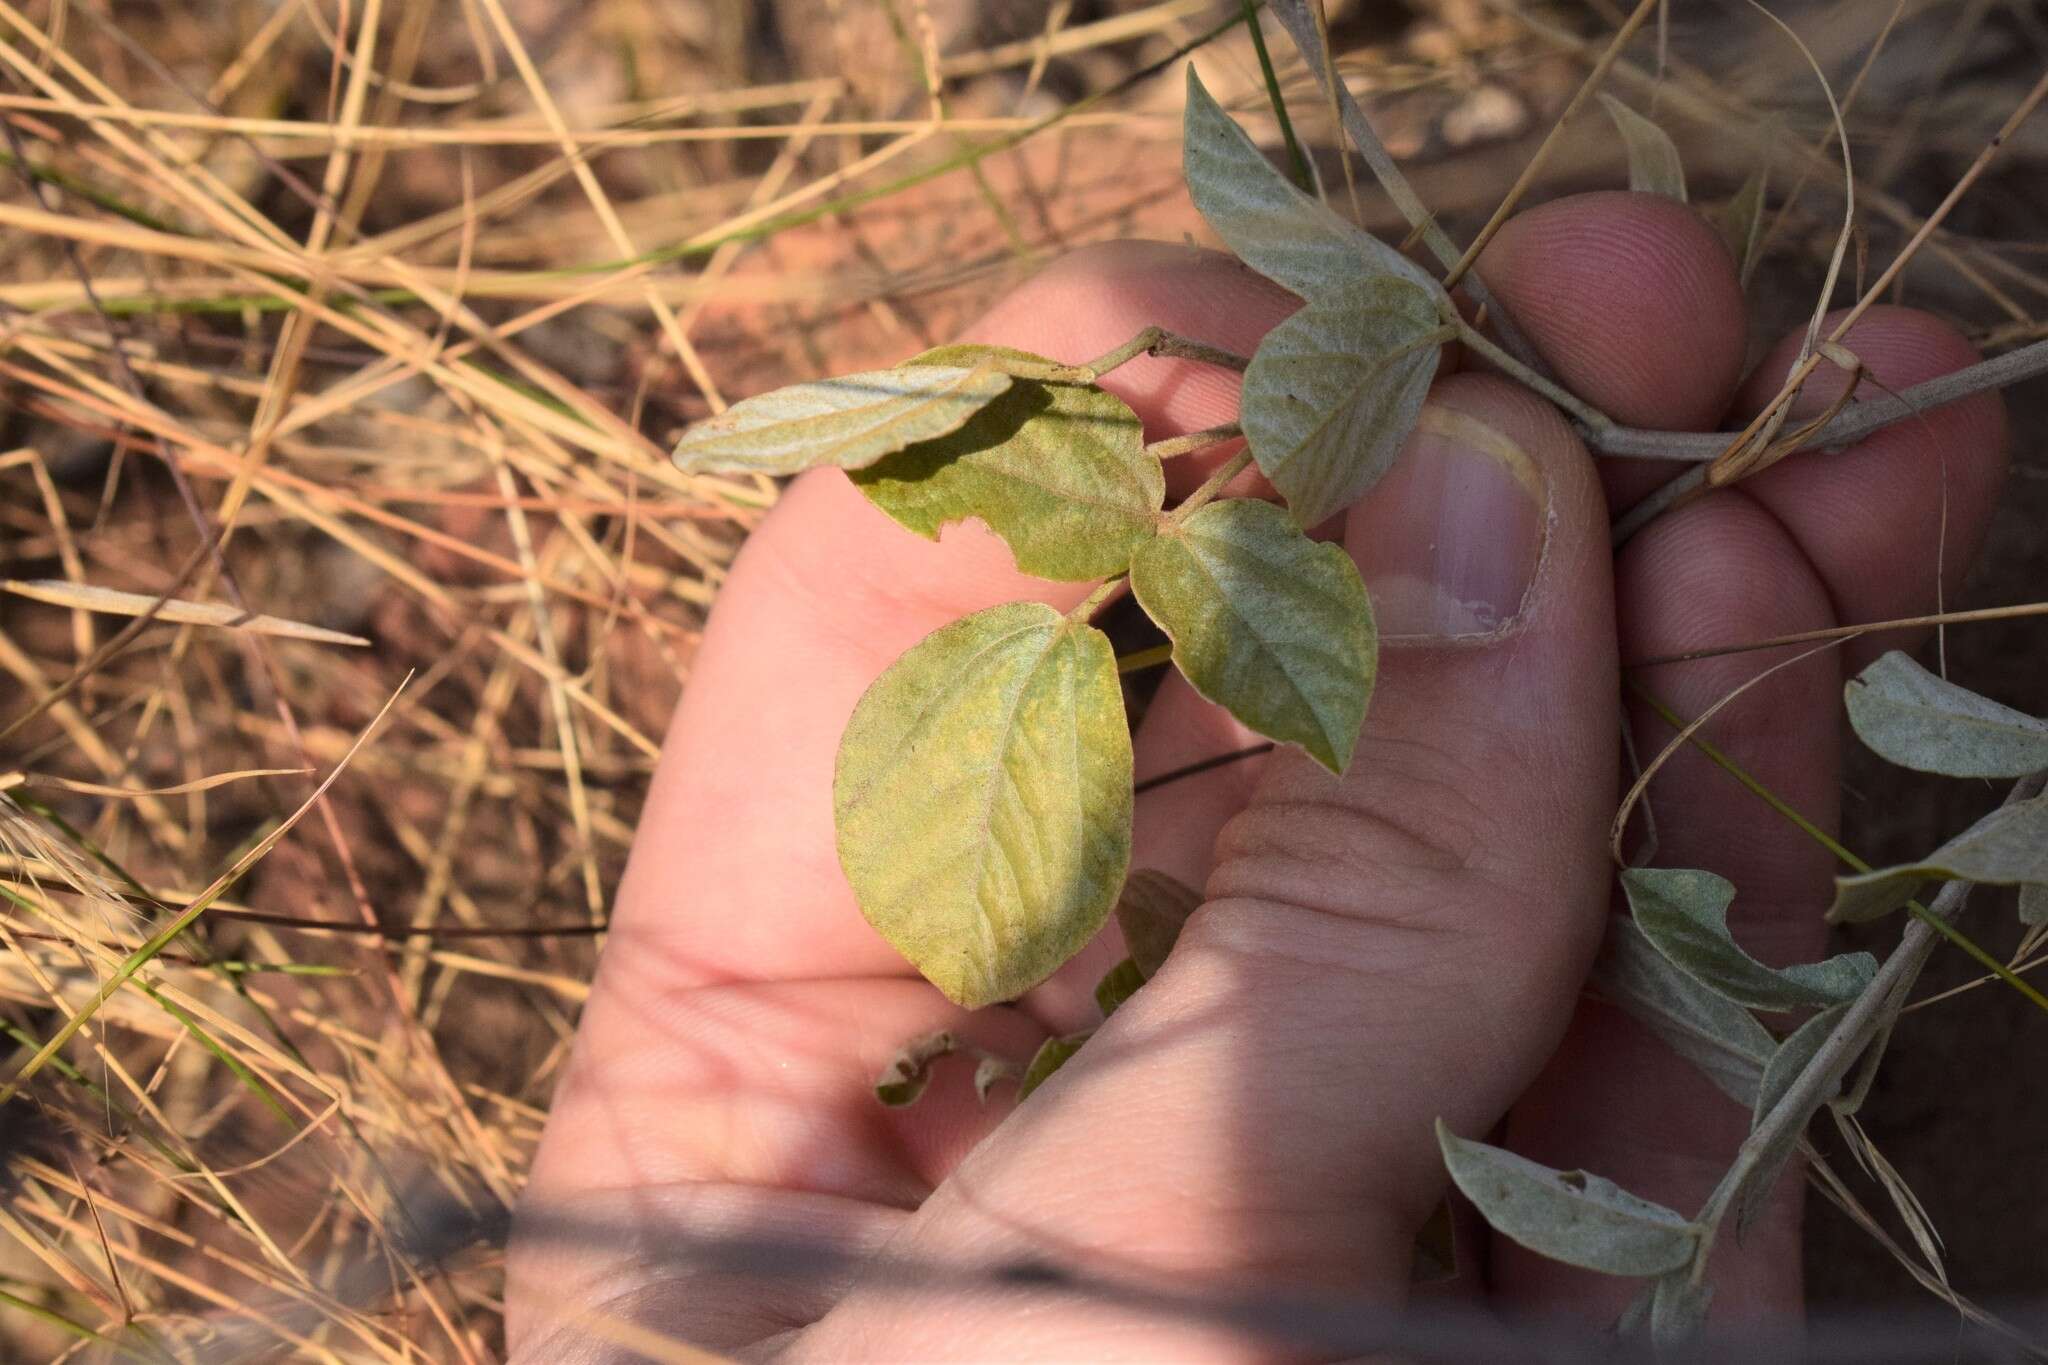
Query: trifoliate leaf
xmin=1018 ymin=1032 xmax=1091 ymax=1100
xmin=852 ymin=345 xmax=1160 ymax=582
xmin=1239 ymin=279 xmax=1443 ymax=529
xmin=1828 ymin=794 xmax=2048 ymax=923
xmin=874 ymin=1030 xmax=959 ymax=1107
xmin=1622 ymin=868 xmax=1876 ymax=1010
xmin=834 ymin=602 xmax=1133 ymax=1008
xmin=1115 ymin=869 xmax=1203 ymax=979
xmin=2022 ymin=883 xmax=2048 ymax=927
xmin=1718 ymin=166 xmax=1768 ymax=285
xmin=1182 ymin=66 xmax=1444 ymax=302
xmin=1437 ymin=1120 xmax=1699 ymax=1276
xmin=1094 ymin=958 xmax=1145 ymax=1016
xmin=1589 ymin=916 xmax=1774 ymax=1108
xmin=1738 ymin=1003 xmax=1850 ymax=1235
xmin=1129 ymin=498 xmax=1377 ymax=772
xmin=1845 ymin=650 xmax=2048 ymax=778
xmin=673 ymin=364 xmax=1011 ymax=475
xmin=1599 ymin=94 xmax=1687 ymax=201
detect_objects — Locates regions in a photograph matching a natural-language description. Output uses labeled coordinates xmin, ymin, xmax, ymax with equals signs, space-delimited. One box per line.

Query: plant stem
xmin=1243 ymin=0 xmax=1315 ymax=195
xmin=1172 ymin=449 xmax=1255 ymax=522
xmin=1454 ymin=319 xmax=1613 ymax=431
xmin=1029 ymin=327 xmax=1252 ymax=385
xmin=1144 ymin=422 xmax=1242 ymax=461
xmin=1116 ymin=643 xmax=1173 ymax=674
xmin=1068 ymin=577 xmax=1126 ymax=624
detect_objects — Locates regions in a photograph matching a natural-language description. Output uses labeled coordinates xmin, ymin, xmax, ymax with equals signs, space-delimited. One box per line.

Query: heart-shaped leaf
xmin=1622 ymin=867 xmax=1876 ymax=1010
xmin=673 ymin=364 xmax=1011 ymax=475
xmin=1828 ymin=793 xmax=2048 ymax=923
xmin=1437 ymin=1121 xmax=1699 ymax=1276
xmin=1240 ymin=281 xmax=1444 ymax=529
xmin=851 ymin=345 xmax=1160 ymax=582
xmin=1845 ymin=650 xmax=2048 ymax=778
xmin=1129 ymin=497 xmax=1377 ymax=772
xmin=1590 ymin=916 xmax=1774 ymax=1108
xmin=1598 ymin=94 xmax=1687 ymax=201
xmin=834 ymin=601 xmax=1133 ymax=1008
xmin=1116 ymin=869 xmax=1203 ymax=980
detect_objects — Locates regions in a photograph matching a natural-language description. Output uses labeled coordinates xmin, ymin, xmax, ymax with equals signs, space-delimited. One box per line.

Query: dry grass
xmin=0 ymin=1 xmax=2043 ymax=1359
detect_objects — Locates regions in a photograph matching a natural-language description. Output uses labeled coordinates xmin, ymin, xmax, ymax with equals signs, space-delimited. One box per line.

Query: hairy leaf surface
xmin=1437 ymin=1121 xmax=1698 ymax=1276
xmin=1829 ymin=794 xmax=2048 ymax=923
xmin=1239 ymin=281 xmax=1443 ymax=528
xmin=852 ymin=345 xmax=1159 ymax=581
xmin=1599 ymin=94 xmax=1687 ymax=201
xmin=1623 ymin=868 xmax=1875 ymax=1009
xmin=1590 ymin=917 xmax=1774 ymax=1108
xmin=834 ymin=602 xmax=1133 ymax=1007
xmin=1115 ymin=869 xmax=1203 ymax=979
xmin=1130 ymin=498 xmax=1377 ymax=771
xmin=673 ymin=364 xmax=1011 ymax=475
xmin=1846 ymin=650 xmax=2048 ymax=778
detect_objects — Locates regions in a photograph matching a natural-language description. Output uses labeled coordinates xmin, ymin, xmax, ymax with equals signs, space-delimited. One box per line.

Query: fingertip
xmin=1479 ymin=191 xmax=1748 ymax=430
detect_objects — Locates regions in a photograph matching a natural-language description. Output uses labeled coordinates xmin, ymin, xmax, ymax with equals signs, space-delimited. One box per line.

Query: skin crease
xmin=506 ymin=193 xmax=2006 ymax=1361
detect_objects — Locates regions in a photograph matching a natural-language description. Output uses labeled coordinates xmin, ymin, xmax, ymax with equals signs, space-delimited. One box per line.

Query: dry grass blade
xmin=3 ymin=579 xmax=370 ymax=646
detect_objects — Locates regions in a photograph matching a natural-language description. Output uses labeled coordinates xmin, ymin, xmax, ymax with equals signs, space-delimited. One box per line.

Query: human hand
xmin=507 ymin=191 xmax=2005 ymax=1360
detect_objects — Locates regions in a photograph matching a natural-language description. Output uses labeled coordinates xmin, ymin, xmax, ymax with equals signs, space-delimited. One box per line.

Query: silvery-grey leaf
xmin=1623 ymin=867 xmax=1876 ymax=1010
xmin=673 ymin=365 xmax=1011 ymax=475
xmin=1845 ymin=650 xmax=2048 ymax=778
xmin=1590 ymin=917 xmax=1774 ymax=1108
xmin=1828 ymin=794 xmax=2048 ymax=923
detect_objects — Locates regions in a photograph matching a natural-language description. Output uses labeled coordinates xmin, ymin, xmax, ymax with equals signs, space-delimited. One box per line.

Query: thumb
xmin=797 ymin=373 xmax=1617 ymax=1359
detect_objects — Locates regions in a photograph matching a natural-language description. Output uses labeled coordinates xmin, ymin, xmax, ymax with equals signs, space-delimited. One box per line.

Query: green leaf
xmin=1623 ymin=868 xmax=1876 ymax=1010
xmin=1437 ymin=1120 xmax=1699 ymax=1276
xmin=1828 ymin=794 xmax=2048 ymax=923
xmin=1845 ymin=650 xmax=2048 ymax=778
xmin=1116 ymin=869 xmax=1203 ymax=979
xmin=874 ymin=1030 xmax=959 ymax=1107
xmin=1129 ymin=498 xmax=1377 ymax=771
xmin=1598 ymin=94 xmax=1687 ymax=201
xmin=852 ymin=344 xmax=1160 ymax=582
xmin=1738 ymin=1003 xmax=1849 ymax=1235
xmin=1590 ymin=917 xmax=1774 ymax=1108
xmin=2021 ymin=883 xmax=2047 ymax=927
xmin=834 ymin=601 xmax=1135 ymax=1008
xmin=1717 ymin=166 xmax=1768 ymax=285
xmin=1182 ymin=67 xmax=1444 ymax=302
xmin=1239 ymin=280 xmax=1443 ymax=529
xmin=1018 ymin=1032 xmax=1091 ymax=1100
xmin=1094 ymin=957 xmax=1145 ymax=1016
xmin=672 ymin=364 xmax=1012 ymax=475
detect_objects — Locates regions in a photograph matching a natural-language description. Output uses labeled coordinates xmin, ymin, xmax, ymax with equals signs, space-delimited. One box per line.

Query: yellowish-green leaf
xmin=1599 ymin=94 xmax=1687 ymax=201
xmin=1094 ymin=957 xmax=1145 ymax=1016
xmin=1239 ymin=280 xmax=1443 ymax=529
xmin=1018 ymin=1032 xmax=1091 ymax=1099
xmin=1116 ymin=868 xmax=1203 ymax=980
xmin=1182 ymin=67 xmax=1444 ymax=302
xmin=852 ymin=345 xmax=1160 ymax=581
xmin=671 ymin=363 xmax=1011 ymax=475
xmin=834 ymin=601 xmax=1134 ymax=1008
xmin=4 ymin=579 xmax=367 ymax=647
xmin=1828 ymin=793 xmax=2048 ymax=923
xmin=1846 ymin=650 xmax=2048 ymax=778
xmin=1130 ymin=498 xmax=1376 ymax=772
xmin=1437 ymin=1120 xmax=1699 ymax=1276
xmin=1622 ymin=867 xmax=1875 ymax=1010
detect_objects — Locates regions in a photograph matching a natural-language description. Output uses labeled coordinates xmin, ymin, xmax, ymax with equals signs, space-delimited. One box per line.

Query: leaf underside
xmin=1115 ymin=869 xmax=1204 ymax=980
xmin=1845 ymin=650 xmax=2048 ymax=778
xmin=853 ymin=344 xmax=1160 ymax=582
xmin=672 ymin=364 xmax=1011 ymax=476
xmin=1622 ymin=867 xmax=1875 ymax=1010
xmin=834 ymin=601 xmax=1134 ymax=1009
xmin=1130 ymin=497 xmax=1376 ymax=772
xmin=1829 ymin=793 xmax=2048 ymax=923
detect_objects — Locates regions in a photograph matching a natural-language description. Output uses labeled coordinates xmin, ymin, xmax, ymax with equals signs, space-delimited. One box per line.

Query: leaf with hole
xmin=1018 ymin=1032 xmax=1091 ymax=1100
xmin=1737 ymin=1003 xmax=1850 ymax=1235
xmin=834 ymin=601 xmax=1134 ymax=1008
xmin=1590 ymin=916 xmax=1774 ymax=1108
xmin=1130 ymin=498 xmax=1377 ymax=772
xmin=874 ymin=1031 xmax=960 ymax=1107
xmin=672 ymin=364 xmax=1011 ymax=476
xmin=1182 ymin=66 xmax=1444 ymax=302
xmin=1599 ymin=94 xmax=1687 ymax=201
xmin=1828 ymin=793 xmax=2048 ymax=923
xmin=850 ymin=345 xmax=1161 ymax=581
xmin=1116 ymin=869 xmax=1203 ymax=979
xmin=1623 ymin=867 xmax=1876 ymax=1010
xmin=1239 ymin=281 xmax=1444 ymax=529
xmin=1437 ymin=1120 xmax=1699 ymax=1276
xmin=1845 ymin=650 xmax=2048 ymax=778
xmin=1094 ymin=958 xmax=1145 ymax=1016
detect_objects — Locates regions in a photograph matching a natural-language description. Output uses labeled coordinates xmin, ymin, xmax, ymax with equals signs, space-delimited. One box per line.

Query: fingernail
xmin=1347 ymin=405 xmax=1548 ymax=642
